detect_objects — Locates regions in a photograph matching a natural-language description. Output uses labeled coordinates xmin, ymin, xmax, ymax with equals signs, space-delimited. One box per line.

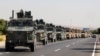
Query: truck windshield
xmin=56 ymin=29 xmax=62 ymax=32
xmin=8 ymin=20 xmax=33 ymax=27
xmin=37 ymin=25 xmax=44 ymax=30
xmin=47 ymin=28 xmax=53 ymax=31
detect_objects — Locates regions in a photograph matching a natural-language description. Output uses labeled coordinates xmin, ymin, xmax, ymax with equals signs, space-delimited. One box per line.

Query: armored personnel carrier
xmin=46 ymin=23 xmax=56 ymax=42
xmin=35 ymin=19 xmax=48 ymax=45
xmin=6 ymin=10 xmax=36 ymax=52
xmin=65 ymin=28 xmax=72 ymax=39
xmin=56 ymin=26 xmax=65 ymax=40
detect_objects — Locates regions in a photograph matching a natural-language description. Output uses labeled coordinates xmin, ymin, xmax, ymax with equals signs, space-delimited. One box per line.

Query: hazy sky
xmin=0 ymin=0 xmax=100 ymax=28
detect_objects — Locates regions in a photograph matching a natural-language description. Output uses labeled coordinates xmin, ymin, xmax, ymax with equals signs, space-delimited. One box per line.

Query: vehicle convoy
xmin=6 ymin=10 xmax=36 ymax=52
xmin=35 ymin=19 xmax=48 ymax=45
xmin=46 ymin=23 xmax=56 ymax=42
xmin=56 ymin=26 xmax=65 ymax=40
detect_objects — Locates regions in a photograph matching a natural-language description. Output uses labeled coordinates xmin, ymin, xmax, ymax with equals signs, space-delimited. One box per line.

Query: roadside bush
xmin=0 ymin=35 xmax=6 ymax=42
xmin=0 ymin=37 xmax=3 ymax=41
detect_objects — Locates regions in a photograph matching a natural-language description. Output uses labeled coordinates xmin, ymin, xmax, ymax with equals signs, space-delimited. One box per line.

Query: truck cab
xmin=6 ymin=10 xmax=36 ymax=52
xmin=35 ymin=19 xmax=48 ymax=45
xmin=46 ymin=24 xmax=56 ymax=42
xmin=56 ymin=26 xmax=64 ymax=40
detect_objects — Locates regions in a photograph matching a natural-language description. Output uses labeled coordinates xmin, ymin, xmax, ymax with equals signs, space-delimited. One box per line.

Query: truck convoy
xmin=46 ymin=23 xmax=56 ymax=42
xmin=5 ymin=9 xmax=92 ymax=52
xmin=35 ymin=19 xmax=48 ymax=45
xmin=6 ymin=10 xmax=36 ymax=52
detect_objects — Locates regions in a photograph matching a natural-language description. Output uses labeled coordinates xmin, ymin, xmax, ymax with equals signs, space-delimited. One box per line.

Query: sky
xmin=0 ymin=0 xmax=100 ymax=28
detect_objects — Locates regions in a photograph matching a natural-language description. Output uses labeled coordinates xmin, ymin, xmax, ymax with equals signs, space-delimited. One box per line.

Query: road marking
xmin=48 ymin=40 xmax=66 ymax=45
xmin=40 ymin=55 xmax=45 ymax=56
xmin=54 ymin=49 xmax=61 ymax=52
xmin=92 ymin=38 xmax=97 ymax=56
xmin=66 ymin=45 xmax=70 ymax=47
xmin=5 ymin=52 xmax=10 ymax=54
xmin=0 ymin=53 xmax=3 ymax=55
xmin=72 ymin=42 xmax=75 ymax=45
xmin=76 ymin=41 xmax=79 ymax=43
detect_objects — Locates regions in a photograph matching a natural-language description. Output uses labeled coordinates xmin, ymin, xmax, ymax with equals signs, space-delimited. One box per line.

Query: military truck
xmin=81 ymin=30 xmax=87 ymax=38
xmin=35 ymin=19 xmax=48 ymax=45
xmin=6 ymin=10 xmax=36 ymax=52
xmin=56 ymin=26 xmax=65 ymax=40
xmin=65 ymin=28 xmax=72 ymax=39
xmin=46 ymin=23 xmax=56 ymax=42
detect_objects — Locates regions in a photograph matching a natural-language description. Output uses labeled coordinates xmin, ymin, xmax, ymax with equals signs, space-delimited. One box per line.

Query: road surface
xmin=0 ymin=37 xmax=96 ymax=56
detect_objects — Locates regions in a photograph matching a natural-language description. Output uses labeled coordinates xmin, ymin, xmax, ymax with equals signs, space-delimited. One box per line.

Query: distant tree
xmin=97 ymin=28 xmax=100 ymax=34
xmin=92 ymin=30 xmax=98 ymax=34
xmin=0 ymin=19 xmax=7 ymax=34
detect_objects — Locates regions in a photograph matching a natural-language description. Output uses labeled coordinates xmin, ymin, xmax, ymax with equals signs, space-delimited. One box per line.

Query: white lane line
xmin=5 ymin=52 xmax=10 ymax=54
xmin=48 ymin=40 xmax=66 ymax=45
xmin=92 ymin=38 xmax=97 ymax=56
xmin=40 ymin=55 xmax=45 ymax=56
xmin=76 ymin=41 xmax=79 ymax=43
xmin=72 ymin=42 xmax=75 ymax=45
xmin=0 ymin=53 xmax=3 ymax=55
xmin=54 ymin=49 xmax=61 ymax=52
xmin=66 ymin=45 xmax=70 ymax=47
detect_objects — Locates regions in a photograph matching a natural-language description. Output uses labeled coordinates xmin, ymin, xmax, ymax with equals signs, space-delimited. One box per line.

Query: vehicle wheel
xmin=29 ymin=43 xmax=35 ymax=52
xmin=5 ymin=42 xmax=10 ymax=51
xmin=51 ymin=39 xmax=54 ymax=42
xmin=42 ymin=40 xmax=46 ymax=45
xmin=67 ymin=37 xmax=70 ymax=39
xmin=5 ymin=42 xmax=14 ymax=51
xmin=54 ymin=39 xmax=56 ymax=42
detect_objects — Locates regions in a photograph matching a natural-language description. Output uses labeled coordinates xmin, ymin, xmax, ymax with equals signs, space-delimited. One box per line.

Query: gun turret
xmin=17 ymin=9 xmax=24 ymax=18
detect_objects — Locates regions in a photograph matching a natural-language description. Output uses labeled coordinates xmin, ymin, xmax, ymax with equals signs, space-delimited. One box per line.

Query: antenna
xmin=12 ymin=10 xmax=14 ymax=18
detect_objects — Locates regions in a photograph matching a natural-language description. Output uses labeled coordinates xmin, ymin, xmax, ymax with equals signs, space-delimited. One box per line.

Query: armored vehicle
xmin=65 ymin=28 xmax=72 ymax=39
xmin=46 ymin=24 xmax=56 ymax=42
xmin=56 ymin=26 xmax=65 ymax=40
xmin=6 ymin=10 xmax=36 ymax=52
xmin=81 ymin=30 xmax=87 ymax=38
xmin=35 ymin=19 xmax=48 ymax=45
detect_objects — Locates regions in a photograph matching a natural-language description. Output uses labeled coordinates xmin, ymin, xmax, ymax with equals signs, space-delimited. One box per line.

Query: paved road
xmin=0 ymin=37 xmax=96 ymax=56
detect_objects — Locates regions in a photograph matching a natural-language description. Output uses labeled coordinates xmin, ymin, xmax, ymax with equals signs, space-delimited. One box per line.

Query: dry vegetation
xmin=0 ymin=35 xmax=6 ymax=42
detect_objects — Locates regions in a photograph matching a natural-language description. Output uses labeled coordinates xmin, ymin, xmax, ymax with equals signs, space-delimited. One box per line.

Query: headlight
xmin=49 ymin=34 xmax=52 ymax=38
xmin=40 ymin=33 xmax=43 ymax=37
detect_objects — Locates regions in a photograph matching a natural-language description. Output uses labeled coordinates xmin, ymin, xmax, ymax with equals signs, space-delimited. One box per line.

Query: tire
xmin=5 ymin=42 xmax=10 ymax=51
xmin=51 ymin=39 xmax=54 ymax=42
xmin=42 ymin=40 xmax=46 ymax=45
xmin=5 ymin=42 xmax=14 ymax=51
xmin=29 ymin=43 xmax=35 ymax=52
xmin=67 ymin=37 xmax=70 ymax=39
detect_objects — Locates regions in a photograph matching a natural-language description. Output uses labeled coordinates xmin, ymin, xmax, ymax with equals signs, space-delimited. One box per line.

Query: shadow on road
xmin=0 ymin=48 xmax=31 ymax=52
xmin=96 ymin=42 xmax=100 ymax=45
xmin=0 ymin=48 xmax=5 ymax=52
xmin=95 ymin=42 xmax=100 ymax=53
xmin=83 ymin=43 xmax=94 ymax=46
xmin=71 ymin=47 xmax=93 ymax=53
xmin=95 ymin=48 xmax=100 ymax=53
